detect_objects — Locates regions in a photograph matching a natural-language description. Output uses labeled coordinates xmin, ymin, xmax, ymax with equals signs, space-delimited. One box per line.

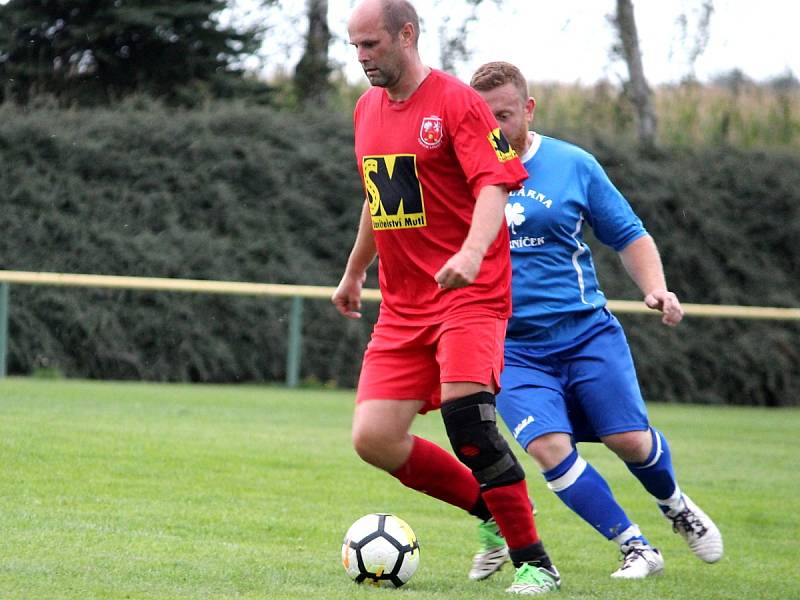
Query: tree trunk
xmin=294 ymin=0 xmax=331 ymax=106
xmin=614 ymin=0 xmax=657 ymax=148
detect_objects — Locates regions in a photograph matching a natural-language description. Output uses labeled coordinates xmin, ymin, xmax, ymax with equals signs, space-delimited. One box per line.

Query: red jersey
xmin=353 ymin=69 xmax=527 ymax=324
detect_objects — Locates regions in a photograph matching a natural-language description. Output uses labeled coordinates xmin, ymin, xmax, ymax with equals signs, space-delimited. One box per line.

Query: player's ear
xmin=525 ymin=97 xmax=536 ymax=123
xmin=399 ymin=22 xmax=414 ymax=46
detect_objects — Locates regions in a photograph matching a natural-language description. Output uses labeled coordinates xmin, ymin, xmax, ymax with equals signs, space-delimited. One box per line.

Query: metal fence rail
xmin=1 ymin=269 xmax=799 ymax=385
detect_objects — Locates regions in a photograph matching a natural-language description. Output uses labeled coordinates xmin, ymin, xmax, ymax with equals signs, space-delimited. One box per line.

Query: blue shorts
xmin=498 ymin=311 xmax=649 ymax=450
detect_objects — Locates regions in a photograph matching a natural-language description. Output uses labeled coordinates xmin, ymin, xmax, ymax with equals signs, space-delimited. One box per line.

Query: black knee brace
xmin=441 ymin=391 xmax=525 ymax=490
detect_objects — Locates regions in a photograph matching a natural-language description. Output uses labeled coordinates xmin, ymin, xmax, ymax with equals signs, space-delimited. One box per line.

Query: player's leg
xmin=602 ymin=427 xmax=677 ymax=508
xmin=531 ymin=433 xmax=664 ymax=580
xmin=576 ymin=315 xmax=722 ymax=564
xmin=603 ymin=427 xmax=723 ymax=563
xmin=352 ymin=398 xmax=489 ymax=514
xmin=440 ymin=383 xmax=510 ymax=580
xmin=353 ymin=321 xmax=492 ymax=519
xmin=441 ymin=385 xmax=559 ymax=594
xmin=438 ymin=316 xmax=559 ymax=594
xmin=498 ymin=348 xmax=662 ymax=579
xmin=351 ymin=397 xmax=424 ymax=471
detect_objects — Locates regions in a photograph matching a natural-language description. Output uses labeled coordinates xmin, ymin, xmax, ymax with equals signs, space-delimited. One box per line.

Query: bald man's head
xmin=349 ymin=0 xmax=420 ymax=47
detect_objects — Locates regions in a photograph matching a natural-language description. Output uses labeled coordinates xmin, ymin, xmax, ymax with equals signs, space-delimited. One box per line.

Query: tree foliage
xmin=434 ymin=0 xmax=500 ymax=73
xmin=611 ymin=0 xmax=657 ymax=148
xmin=0 ymin=0 xmax=263 ymax=105
xmin=293 ymin=0 xmax=332 ymax=106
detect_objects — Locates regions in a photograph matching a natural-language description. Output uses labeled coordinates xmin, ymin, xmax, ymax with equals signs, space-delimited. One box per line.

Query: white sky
xmin=1 ymin=0 xmax=795 ymax=85
xmin=245 ymin=0 xmax=799 ymax=85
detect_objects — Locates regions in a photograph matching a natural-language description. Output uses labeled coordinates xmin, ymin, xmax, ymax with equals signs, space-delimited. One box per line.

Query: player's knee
xmin=527 ymin=432 xmax=573 ymax=471
xmin=441 ymin=391 xmax=525 ymax=489
xmin=351 ymin=426 xmax=409 ymax=471
xmin=351 ymin=425 xmax=386 ymax=467
xmin=602 ymin=429 xmax=652 ymax=463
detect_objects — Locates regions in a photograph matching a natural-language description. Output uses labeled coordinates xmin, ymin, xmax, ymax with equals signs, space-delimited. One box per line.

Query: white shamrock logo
xmin=505 ymin=202 xmax=526 ymax=235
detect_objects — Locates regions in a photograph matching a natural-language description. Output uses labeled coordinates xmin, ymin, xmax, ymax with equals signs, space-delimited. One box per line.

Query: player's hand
xmin=332 ymin=272 xmax=366 ymax=319
xmin=644 ymin=289 xmax=684 ymax=327
xmin=434 ymin=247 xmax=483 ymax=289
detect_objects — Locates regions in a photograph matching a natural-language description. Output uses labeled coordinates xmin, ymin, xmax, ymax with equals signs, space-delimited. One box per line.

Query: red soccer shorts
xmin=355 ymin=314 xmax=507 ymax=413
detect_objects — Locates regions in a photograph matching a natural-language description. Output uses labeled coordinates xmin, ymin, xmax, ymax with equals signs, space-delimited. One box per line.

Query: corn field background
xmin=528 ymin=77 xmax=799 ymax=149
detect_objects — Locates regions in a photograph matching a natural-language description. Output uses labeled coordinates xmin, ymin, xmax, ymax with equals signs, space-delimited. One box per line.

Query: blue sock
xmin=544 ymin=448 xmax=647 ymax=544
xmin=626 ymin=428 xmax=682 ymax=511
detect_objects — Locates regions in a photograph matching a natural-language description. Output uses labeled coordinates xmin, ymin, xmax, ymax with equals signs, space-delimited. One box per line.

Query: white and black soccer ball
xmin=341 ymin=513 xmax=420 ymax=587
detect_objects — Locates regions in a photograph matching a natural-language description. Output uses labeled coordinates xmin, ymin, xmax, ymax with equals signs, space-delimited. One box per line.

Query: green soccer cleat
xmin=506 ymin=563 xmax=561 ymax=595
xmin=469 ymin=502 xmax=538 ymax=581
xmin=468 ymin=518 xmax=509 ymax=580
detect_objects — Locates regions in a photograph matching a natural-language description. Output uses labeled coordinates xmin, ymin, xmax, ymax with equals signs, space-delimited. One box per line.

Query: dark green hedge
xmin=0 ymin=102 xmax=797 ymax=405
xmin=585 ymin=139 xmax=800 ymax=406
xmin=0 ymin=100 xmax=374 ymax=386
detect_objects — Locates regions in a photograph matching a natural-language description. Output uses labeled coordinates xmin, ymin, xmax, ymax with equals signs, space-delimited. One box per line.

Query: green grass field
xmin=1 ymin=378 xmax=798 ymax=599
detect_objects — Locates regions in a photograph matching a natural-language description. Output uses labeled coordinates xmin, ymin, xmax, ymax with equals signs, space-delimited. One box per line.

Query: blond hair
xmin=470 ymin=61 xmax=529 ymax=101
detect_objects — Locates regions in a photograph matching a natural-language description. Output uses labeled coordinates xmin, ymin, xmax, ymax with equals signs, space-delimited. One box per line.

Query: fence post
xmin=285 ymin=296 xmax=304 ymax=388
xmin=0 ymin=283 xmax=8 ymax=378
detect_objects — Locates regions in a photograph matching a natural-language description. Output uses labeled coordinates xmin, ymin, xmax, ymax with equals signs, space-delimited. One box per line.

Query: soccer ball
xmin=341 ymin=513 xmax=420 ymax=587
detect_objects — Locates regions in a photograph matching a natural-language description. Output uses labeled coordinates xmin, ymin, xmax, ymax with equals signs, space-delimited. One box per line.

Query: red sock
xmin=482 ymin=480 xmax=539 ymax=550
xmin=391 ymin=435 xmax=480 ymax=512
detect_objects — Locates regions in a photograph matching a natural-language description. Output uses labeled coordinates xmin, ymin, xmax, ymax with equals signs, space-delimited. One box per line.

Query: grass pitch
xmin=0 ymin=378 xmax=797 ymax=599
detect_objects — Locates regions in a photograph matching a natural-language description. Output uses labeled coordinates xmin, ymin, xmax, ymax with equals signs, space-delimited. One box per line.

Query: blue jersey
xmin=505 ymin=134 xmax=646 ymax=346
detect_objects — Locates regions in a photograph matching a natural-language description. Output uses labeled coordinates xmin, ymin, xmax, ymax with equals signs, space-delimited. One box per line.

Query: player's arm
xmin=435 ymin=184 xmax=508 ymax=289
xmin=332 ymin=200 xmax=376 ymax=319
xmin=618 ymin=234 xmax=683 ymax=327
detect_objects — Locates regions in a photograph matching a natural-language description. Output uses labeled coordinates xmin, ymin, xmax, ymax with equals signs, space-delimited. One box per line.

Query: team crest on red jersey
xmin=419 ymin=115 xmax=444 ymax=148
